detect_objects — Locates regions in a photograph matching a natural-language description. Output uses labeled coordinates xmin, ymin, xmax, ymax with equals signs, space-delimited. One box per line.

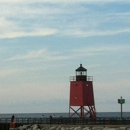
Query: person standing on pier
xmin=10 ymin=115 xmax=15 ymax=128
xmin=11 ymin=115 xmax=15 ymax=122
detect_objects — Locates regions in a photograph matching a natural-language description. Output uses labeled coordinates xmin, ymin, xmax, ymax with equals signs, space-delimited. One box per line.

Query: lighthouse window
xmin=86 ymin=84 xmax=88 ymax=86
xmin=80 ymin=72 xmax=82 ymax=75
xmin=75 ymin=84 xmax=78 ymax=86
xmin=75 ymin=97 xmax=77 ymax=99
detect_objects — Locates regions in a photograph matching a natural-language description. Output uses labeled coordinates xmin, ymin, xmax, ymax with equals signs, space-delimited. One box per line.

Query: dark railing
xmin=0 ymin=117 xmax=130 ymax=125
xmin=49 ymin=117 xmax=130 ymax=125
xmin=70 ymin=76 xmax=93 ymax=81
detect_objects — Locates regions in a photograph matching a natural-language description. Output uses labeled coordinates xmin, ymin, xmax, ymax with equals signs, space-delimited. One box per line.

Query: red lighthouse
xmin=69 ymin=64 xmax=96 ymax=118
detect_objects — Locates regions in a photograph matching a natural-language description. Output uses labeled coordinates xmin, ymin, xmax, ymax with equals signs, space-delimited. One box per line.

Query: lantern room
xmin=76 ymin=64 xmax=87 ymax=81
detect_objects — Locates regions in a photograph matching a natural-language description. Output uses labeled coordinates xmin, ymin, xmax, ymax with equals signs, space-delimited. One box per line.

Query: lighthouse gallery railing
xmin=70 ymin=76 xmax=93 ymax=81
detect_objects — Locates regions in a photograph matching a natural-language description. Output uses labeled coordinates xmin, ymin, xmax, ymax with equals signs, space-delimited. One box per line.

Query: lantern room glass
xmin=76 ymin=71 xmax=87 ymax=76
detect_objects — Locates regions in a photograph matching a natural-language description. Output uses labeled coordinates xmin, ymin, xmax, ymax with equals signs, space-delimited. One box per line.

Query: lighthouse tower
xmin=69 ymin=64 xmax=96 ymax=118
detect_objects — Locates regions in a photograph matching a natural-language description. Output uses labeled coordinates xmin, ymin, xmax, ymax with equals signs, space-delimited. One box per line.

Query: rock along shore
xmin=9 ymin=124 xmax=130 ymax=130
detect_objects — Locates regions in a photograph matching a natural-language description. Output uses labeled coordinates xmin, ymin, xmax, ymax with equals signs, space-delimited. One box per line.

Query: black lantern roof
xmin=75 ymin=64 xmax=87 ymax=71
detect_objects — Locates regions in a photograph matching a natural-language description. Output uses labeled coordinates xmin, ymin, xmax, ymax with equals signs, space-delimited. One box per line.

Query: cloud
xmin=0 ymin=18 xmax=57 ymax=38
xmin=62 ymin=28 xmax=130 ymax=37
xmin=7 ymin=44 xmax=130 ymax=63
xmin=8 ymin=49 xmax=68 ymax=61
xmin=0 ymin=29 xmax=57 ymax=39
xmin=0 ymin=1 xmax=130 ymax=39
xmin=0 ymin=19 xmax=57 ymax=39
xmin=0 ymin=0 xmax=130 ymax=3
xmin=70 ymin=44 xmax=130 ymax=58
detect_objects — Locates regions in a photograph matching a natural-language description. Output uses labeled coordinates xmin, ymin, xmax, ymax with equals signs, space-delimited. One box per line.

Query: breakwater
xmin=1 ymin=117 xmax=130 ymax=130
xmin=8 ymin=124 xmax=130 ymax=130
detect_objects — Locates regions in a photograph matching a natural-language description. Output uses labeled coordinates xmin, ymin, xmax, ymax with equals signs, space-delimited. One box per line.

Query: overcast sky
xmin=0 ymin=0 xmax=130 ymax=114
